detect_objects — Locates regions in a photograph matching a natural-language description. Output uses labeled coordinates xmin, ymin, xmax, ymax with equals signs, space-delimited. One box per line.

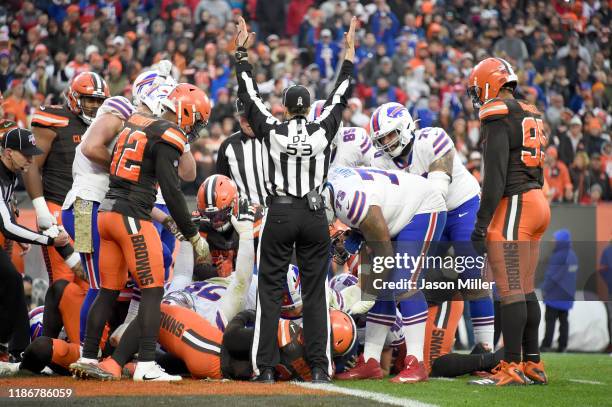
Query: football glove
xmin=470 ymin=226 xmax=487 ymax=256
xmin=230 ymin=198 xmax=255 ymax=239
xmin=189 ymin=234 xmax=211 ymax=264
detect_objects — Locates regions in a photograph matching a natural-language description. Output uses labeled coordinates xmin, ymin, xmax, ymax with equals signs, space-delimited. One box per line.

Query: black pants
xmin=541 ymin=306 xmax=569 ymax=351
xmin=253 ymin=199 xmax=331 ymax=375
xmin=0 ymin=248 xmax=30 ymax=357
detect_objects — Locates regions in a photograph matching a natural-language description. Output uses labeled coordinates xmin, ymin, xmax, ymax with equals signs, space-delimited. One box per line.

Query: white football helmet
xmin=369 ymin=102 xmax=416 ymax=158
xmin=281 ymin=264 xmax=302 ymax=318
xmin=307 ymin=99 xmax=327 ymax=121
xmin=133 ymin=60 xmax=177 ymax=116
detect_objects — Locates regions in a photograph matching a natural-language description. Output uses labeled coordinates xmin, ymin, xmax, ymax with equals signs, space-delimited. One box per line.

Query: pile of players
xmin=0 ymin=55 xmax=548 ymax=387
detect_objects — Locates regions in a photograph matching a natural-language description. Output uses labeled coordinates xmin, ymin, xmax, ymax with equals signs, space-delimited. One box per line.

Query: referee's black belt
xmin=266 ymin=195 xmax=308 ymax=207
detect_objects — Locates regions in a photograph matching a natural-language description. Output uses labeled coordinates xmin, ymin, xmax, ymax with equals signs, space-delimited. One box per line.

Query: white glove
xmin=189 ymin=234 xmax=211 ymax=264
xmin=42 ymin=225 xmax=60 ymax=239
xmin=350 ymin=300 xmax=375 ymax=315
xmin=231 ymin=198 xmax=255 ymax=240
xmin=32 ymin=197 xmax=56 ymax=230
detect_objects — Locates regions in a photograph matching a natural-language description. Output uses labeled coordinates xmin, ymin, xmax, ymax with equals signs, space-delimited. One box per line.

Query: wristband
xmin=183 ymin=142 xmax=191 ymax=153
xmin=235 ymin=47 xmax=248 ymax=61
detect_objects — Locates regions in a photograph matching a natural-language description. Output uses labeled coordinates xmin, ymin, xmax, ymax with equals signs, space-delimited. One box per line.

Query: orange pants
xmin=97 ymin=211 xmax=164 ymax=290
xmin=486 ymin=189 xmax=550 ymax=302
xmin=58 ymin=282 xmax=87 ymax=344
xmin=51 ymin=339 xmax=81 ymax=369
xmin=42 ymin=202 xmax=75 ymax=283
xmin=158 ymin=303 xmax=222 ymax=379
xmin=423 ymin=301 xmax=464 ymax=373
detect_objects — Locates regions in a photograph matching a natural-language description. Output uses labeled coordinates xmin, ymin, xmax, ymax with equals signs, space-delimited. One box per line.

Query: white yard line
xmin=294 ymin=382 xmax=439 ymax=407
xmin=429 ymin=377 xmax=456 ymax=382
xmin=568 ymin=379 xmax=605 ymax=385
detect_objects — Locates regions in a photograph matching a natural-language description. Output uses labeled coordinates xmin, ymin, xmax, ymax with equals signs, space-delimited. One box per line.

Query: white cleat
xmin=0 ymin=361 xmax=20 ymax=376
xmin=69 ymin=357 xmax=99 ymax=379
xmin=133 ymin=361 xmax=182 ymax=382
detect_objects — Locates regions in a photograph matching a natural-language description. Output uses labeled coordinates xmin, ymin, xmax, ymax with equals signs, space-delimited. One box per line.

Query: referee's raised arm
xmin=233 ymin=16 xmax=359 ymax=384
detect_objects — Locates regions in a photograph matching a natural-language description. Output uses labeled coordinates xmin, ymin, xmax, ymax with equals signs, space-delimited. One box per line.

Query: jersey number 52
xmin=520 ymin=117 xmax=546 ymax=168
xmin=110 ymin=128 xmax=147 ymax=182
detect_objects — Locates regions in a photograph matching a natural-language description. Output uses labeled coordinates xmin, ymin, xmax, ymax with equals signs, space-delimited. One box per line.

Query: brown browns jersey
xmin=101 ymin=112 xmax=187 ymax=220
xmin=31 ymin=105 xmax=87 ymax=205
xmin=476 ymin=98 xmax=546 ymax=230
xmin=32 ymin=106 xmax=87 ymax=205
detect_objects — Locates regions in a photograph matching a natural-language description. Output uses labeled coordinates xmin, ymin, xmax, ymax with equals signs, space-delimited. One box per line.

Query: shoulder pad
xmin=31 ymin=105 xmax=71 ymax=128
xmin=517 ymin=100 xmax=542 ymax=117
xmin=478 ymin=99 xmax=509 ymax=122
xmin=151 ymin=120 xmax=187 ymax=154
xmin=98 ymin=96 xmax=135 ymax=121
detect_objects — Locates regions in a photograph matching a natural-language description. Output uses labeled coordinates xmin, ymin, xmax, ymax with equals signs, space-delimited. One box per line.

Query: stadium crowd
xmin=0 ymin=0 xmax=611 ymax=201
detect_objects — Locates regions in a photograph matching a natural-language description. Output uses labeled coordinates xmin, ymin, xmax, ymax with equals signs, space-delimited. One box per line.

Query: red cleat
xmin=335 ymin=354 xmax=383 ymax=380
xmin=390 ymin=355 xmax=428 ymax=383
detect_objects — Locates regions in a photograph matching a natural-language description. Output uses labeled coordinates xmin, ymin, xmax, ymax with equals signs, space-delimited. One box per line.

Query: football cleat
xmin=70 ymin=357 xmax=120 ymax=381
xmin=523 ymin=361 xmax=548 ymax=385
xmin=335 ymin=354 xmax=383 ymax=380
xmin=468 ymin=361 xmax=528 ymax=386
xmin=390 ymin=355 xmax=428 ymax=384
xmin=133 ymin=361 xmax=182 ymax=382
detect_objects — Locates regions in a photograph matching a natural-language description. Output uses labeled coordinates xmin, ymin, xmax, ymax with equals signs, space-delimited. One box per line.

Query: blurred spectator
xmin=584 ymin=117 xmax=608 ymax=157
xmin=555 ymin=115 xmax=585 ymax=167
xmin=540 ymin=229 xmax=577 ymax=353
xmin=3 ymin=80 xmax=29 ymax=127
xmin=256 ymin=0 xmax=285 ymax=40
xmin=589 ymin=153 xmax=612 ymax=201
xmin=314 ymin=28 xmax=340 ymax=81
xmin=106 ymin=58 xmax=127 ymax=96
xmin=493 ymin=26 xmax=529 ymax=68
xmin=544 ymin=146 xmax=573 ymax=203
xmin=569 ymin=151 xmax=594 ymax=204
xmin=602 ymin=141 xmax=612 ymax=181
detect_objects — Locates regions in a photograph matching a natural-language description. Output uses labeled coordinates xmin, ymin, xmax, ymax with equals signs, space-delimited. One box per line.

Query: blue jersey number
xmin=355 ymin=168 xmax=399 ymax=185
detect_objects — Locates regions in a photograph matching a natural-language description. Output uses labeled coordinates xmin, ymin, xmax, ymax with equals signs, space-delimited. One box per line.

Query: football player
xmin=26 ymin=72 xmax=108 ymax=284
xmin=70 ymin=83 xmax=212 ymax=382
xmin=467 ymin=58 xmax=549 ymax=385
xmin=369 ymin=102 xmax=495 ymax=351
xmin=308 ymin=99 xmax=375 ymax=167
xmin=323 ymin=166 xmax=446 ymax=383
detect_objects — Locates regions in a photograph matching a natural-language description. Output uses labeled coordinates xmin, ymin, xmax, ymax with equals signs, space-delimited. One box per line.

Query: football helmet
xmin=196 ymin=174 xmax=238 ymax=232
xmin=133 ymin=60 xmax=178 ymax=116
xmin=281 ymin=264 xmax=302 ymax=318
xmin=162 ymin=290 xmax=196 ymax=311
xmin=329 ymin=221 xmax=350 ymax=265
xmin=66 ymin=71 xmax=110 ymax=124
xmin=330 ymin=309 xmax=357 ymax=356
xmin=467 ymin=57 xmax=517 ymax=109
xmin=307 ymin=99 xmax=327 ymax=121
xmin=28 ymin=306 xmax=45 ymax=342
xmin=329 ymin=273 xmax=358 ymax=293
xmin=369 ymin=102 xmax=416 ymax=158
xmin=161 ymin=83 xmax=211 ymax=141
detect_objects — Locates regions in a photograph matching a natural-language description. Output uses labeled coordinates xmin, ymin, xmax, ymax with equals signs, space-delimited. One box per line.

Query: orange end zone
xmin=0 ymin=377 xmax=336 ymax=398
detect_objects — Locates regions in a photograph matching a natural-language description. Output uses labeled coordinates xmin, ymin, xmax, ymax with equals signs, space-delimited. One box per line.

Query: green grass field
xmin=335 ymin=353 xmax=611 ymax=406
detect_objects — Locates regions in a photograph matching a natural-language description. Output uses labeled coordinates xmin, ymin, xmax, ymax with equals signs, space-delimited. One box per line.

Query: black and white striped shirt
xmin=216 ymin=131 xmax=268 ymax=206
xmin=236 ymin=60 xmax=354 ymax=198
xmin=0 ymin=160 xmax=52 ymax=245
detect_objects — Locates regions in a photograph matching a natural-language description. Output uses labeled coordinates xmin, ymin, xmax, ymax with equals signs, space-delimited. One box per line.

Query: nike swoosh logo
xmin=458 ymin=212 xmax=468 ymax=218
xmin=397 ymin=376 xmax=418 ymax=383
xmin=142 ymin=374 xmax=161 ymax=381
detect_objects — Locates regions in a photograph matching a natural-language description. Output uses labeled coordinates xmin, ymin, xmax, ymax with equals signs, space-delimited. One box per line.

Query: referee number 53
xmin=287 ymin=135 xmax=312 ymax=156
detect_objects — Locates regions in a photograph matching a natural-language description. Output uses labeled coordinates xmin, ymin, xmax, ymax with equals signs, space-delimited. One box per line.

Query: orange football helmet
xmin=66 ymin=71 xmax=110 ymax=124
xmin=161 ymin=83 xmax=211 ymax=141
xmin=330 ymin=309 xmax=357 ymax=356
xmin=467 ymin=57 xmax=517 ymax=108
xmin=197 ymin=174 xmax=238 ymax=232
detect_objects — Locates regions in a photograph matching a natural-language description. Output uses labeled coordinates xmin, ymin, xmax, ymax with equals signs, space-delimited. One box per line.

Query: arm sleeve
xmin=235 ymin=60 xmax=279 ymax=141
xmin=155 ymin=143 xmax=198 ymax=239
xmin=316 ymin=60 xmax=354 ymax=142
xmin=0 ymin=198 xmax=51 ymax=245
xmin=216 ymin=137 xmax=232 ymax=177
xmin=476 ymin=120 xmax=510 ymax=231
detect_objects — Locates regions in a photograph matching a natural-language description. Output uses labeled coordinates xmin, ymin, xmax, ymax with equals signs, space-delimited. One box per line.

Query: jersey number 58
xmin=520 ymin=117 xmax=546 ymax=168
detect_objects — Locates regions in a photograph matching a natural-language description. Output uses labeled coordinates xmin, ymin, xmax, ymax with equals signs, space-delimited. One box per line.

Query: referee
xmin=216 ymin=99 xmax=268 ymax=206
xmin=234 ymin=16 xmax=357 ymax=383
xmin=0 ymin=128 xmax=70 ymax=361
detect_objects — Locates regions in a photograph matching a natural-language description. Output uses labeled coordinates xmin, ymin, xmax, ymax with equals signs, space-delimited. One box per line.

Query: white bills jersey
xmin=180 ymin=279 xmax=229 ymax=331
xmin=371 ymin=127 xmax=480 ymax=211
xmin=332 ymin=127 xmax=376 ymax=168
xmin=327 ymin=166 xmax=446 ymax=237
xmin=63 ymin=96 xmax=135 ymax=209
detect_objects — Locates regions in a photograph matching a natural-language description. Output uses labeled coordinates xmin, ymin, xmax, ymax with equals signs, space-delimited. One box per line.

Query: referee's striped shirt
xmin=216 ymin=131 xmax=268 ymax=206
xmin=236 ymin=59 xmax=354 ymax=198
